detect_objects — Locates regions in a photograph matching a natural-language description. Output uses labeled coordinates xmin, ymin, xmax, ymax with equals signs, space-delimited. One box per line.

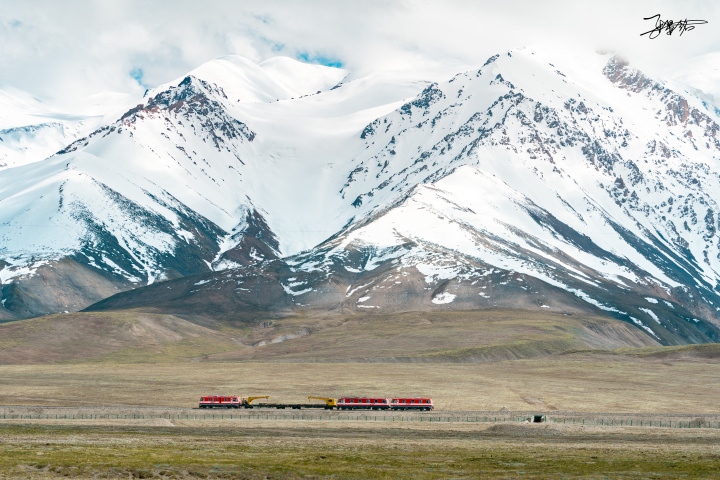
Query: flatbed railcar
xmin=197 ymin=403 xmax=338 ymax=410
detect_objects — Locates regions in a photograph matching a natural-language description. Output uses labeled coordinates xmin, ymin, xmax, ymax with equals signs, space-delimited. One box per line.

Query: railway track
xmin=1 ymin=405 xmax=719 ymax=419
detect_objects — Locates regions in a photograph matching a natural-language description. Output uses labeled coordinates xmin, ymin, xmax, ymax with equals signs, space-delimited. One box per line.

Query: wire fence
xmin=2 ymin=413 xmax=720 ymax=429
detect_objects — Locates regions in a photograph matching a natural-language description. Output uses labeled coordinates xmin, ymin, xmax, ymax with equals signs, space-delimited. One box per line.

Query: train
xmin=338 ymin=397 xmax=434 ymax=410
xmin=198 ymin=395 xmax=433 ymax=411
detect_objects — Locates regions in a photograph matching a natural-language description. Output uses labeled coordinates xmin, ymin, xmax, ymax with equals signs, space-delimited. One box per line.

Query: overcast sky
xmin=1 ymin=0 xmax=718 ymax=101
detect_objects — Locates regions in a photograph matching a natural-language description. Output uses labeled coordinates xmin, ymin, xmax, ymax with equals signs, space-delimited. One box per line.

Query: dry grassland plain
xmin=1 ymin=308 xmax=720 ymax=478
xmin=1 ymin=355 xmax=720 ymax=478
xmin=1 ymin=354 xmax=720 ymax=413
xmin=1 ymin=419 xmax=720 ymax=479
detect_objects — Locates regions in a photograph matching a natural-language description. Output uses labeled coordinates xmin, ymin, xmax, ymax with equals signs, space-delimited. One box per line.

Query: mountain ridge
xmin=2 ymin=49 xmax=720 ymax=346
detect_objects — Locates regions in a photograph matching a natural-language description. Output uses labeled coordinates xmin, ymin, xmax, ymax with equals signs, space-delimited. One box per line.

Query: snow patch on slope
xmin=432 ymin=292 xmax=456 ymax=304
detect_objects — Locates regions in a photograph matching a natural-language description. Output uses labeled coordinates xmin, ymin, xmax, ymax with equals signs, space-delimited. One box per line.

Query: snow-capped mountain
xmin=3 ymin=49 xmax=720 ymax=345
xmin=0 ymin=57 xmax=355 ymax=319
xmin=0 ymin=87 xmax=137 ymax=171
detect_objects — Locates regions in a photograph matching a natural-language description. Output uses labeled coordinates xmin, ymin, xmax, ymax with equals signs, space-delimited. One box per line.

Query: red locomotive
xmin=198 ymin=395 xmax=241 ymax=408
xmin=390 ymin=397 xmax=434 ymax=410
xmin=336 ymin=397 xmax=390 ymax=410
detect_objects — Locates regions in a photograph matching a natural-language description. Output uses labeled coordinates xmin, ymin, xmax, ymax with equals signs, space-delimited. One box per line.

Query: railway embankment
xmin=2 ymin=405 xmax=720 ymax=429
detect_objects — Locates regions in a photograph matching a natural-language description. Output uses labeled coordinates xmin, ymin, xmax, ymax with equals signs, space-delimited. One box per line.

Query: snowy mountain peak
xmin=151 ymin=55 xmax=347 ymax=104
xmin=2 ymin=50 xmax=720 ymax=346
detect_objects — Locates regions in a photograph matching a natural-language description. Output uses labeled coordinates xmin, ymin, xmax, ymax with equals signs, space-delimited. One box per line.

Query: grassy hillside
xmin=0 ymin=311 xmax=247 ymax=364
xmin=0 ymin=309 xmax=658 ymax=364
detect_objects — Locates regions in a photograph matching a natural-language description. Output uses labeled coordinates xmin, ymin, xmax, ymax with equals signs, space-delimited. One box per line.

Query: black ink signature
xmin=641 ymin=14 xmax=707 ymax=39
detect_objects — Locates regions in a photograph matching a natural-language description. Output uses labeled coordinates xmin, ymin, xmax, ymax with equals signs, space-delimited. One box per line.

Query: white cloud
xmin=0 ymin=0 xmax=718 ymax=103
